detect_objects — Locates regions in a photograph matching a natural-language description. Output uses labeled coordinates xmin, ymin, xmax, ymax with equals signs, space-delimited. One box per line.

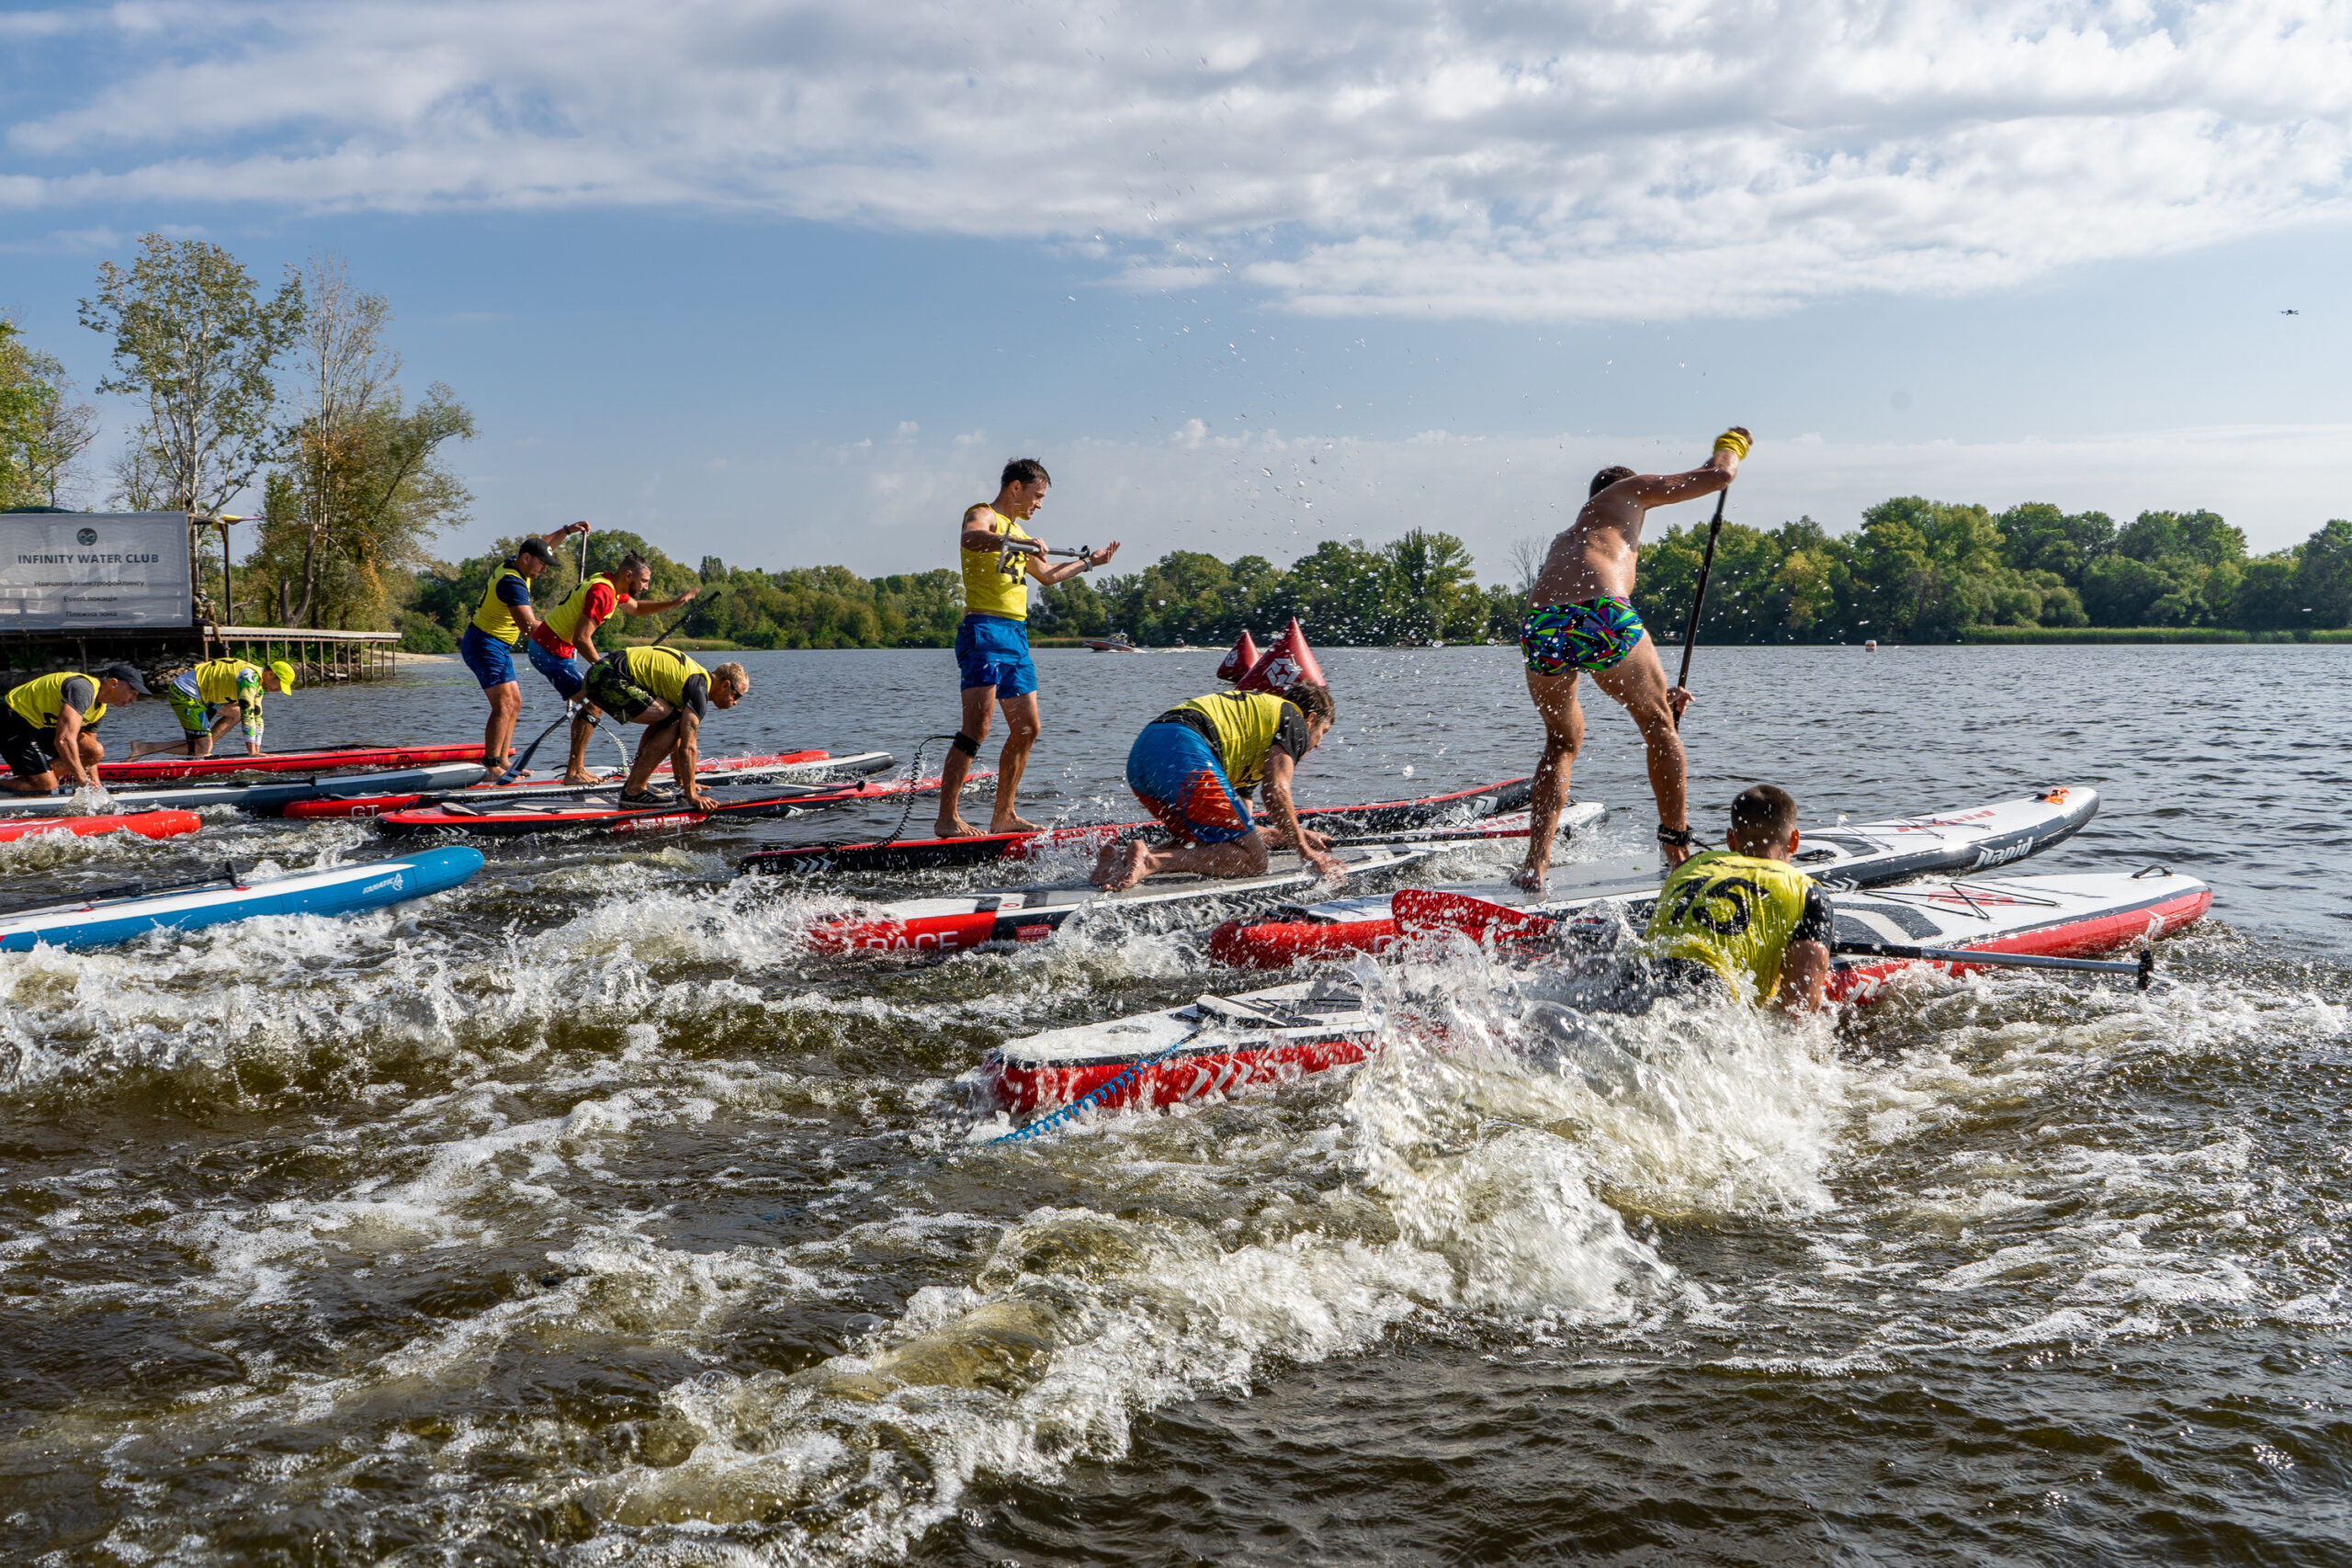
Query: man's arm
xmin=959 ymin=504 xmax=1007 ymax=555
xmin=1627 ymin=427 xmax=1747 ymax=508
xmin=1777 ymin=880 xmax=1831 ymax=1010
xmin=236 ymin=668 xmax=266 ymax=755
xmin=1261 ymin=751 xmax=1346 ymax=883
xmin=674 ymin=712 xmax=707 ymax=807
xmin=51 ymin=703 xmax=94 ymax=788
xmin=1028 ymin=541 xmax=1120 ymax=586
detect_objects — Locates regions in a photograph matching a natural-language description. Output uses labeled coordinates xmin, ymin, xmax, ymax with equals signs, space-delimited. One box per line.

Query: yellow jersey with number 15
xmin=960 ymin=505 xmax=1033 ymax=622
xmin=1644 ymin=850 xmax=1825 ymax=1004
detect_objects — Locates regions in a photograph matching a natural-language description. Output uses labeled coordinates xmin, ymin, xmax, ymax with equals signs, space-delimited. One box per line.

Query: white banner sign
xmin=0 ymin=513 xmax=193 ymax=630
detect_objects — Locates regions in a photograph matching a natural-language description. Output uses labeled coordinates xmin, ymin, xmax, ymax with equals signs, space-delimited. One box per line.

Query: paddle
xmin=1670 ymin=483 xmax=1730 ymax=728
xmin=2 ymin=861 xmax=243 ymax=917
xmin=1837 ymin=941 xmax=2156 ymax=989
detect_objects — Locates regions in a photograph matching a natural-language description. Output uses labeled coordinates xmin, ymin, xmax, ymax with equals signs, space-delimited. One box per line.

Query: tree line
xmin=2 ymin=234 xmax=473 ymax=633
xmin=397 ymin=499 xmax=2352 ymax=654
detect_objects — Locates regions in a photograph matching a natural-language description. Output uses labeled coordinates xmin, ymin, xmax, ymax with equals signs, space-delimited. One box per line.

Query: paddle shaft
xmin=1671 ymin=485 xmax=1730 ymax=719
xmin=1838 ymin=941 xmax=2154 ymax=986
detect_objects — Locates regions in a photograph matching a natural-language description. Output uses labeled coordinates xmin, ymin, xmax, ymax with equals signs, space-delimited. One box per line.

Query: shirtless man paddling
xmin=1514 ymin=427 xmax=1749 ymax=889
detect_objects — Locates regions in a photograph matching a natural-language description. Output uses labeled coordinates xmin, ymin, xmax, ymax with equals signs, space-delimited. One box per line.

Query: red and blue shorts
xmin=1126 ymin=722 xmax=1255 ymax=845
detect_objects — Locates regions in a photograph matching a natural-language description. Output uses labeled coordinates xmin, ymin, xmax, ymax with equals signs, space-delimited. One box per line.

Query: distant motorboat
xmin=1084 ymin=635 xmax=1140 ymax=653
xmin=1393 ymin=637 xmax=1445 ymax=649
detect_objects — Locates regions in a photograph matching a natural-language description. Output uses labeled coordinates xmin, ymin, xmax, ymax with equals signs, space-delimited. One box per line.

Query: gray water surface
xmin=0 ymin=642 xmax=2345 ymax=1564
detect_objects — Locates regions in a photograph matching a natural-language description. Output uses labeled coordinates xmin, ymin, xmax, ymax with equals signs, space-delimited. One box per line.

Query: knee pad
xmin=951 ymin=731 xmax=981 ymax=758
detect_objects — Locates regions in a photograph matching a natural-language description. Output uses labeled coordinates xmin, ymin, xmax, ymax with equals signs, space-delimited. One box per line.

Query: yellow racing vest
xmin=1644 ymin=851 xmax=1820 ymax=1004
xmin=190 ymin=660 xmax=262 ymax=705
xmin=542 ymin=571 xmax=619 ymax=647
xmin=470 ymin=563 xmax=532 ymax=646
xmin=960 ymin=505 xmax=1033 ymax=622
xmin=616 ymin=646 xmax=709 ymax=708
xmin=1171 ymin=691 xmax=1301 ymax=793
xmin=6 ymin=671 xmax=106 ymax=731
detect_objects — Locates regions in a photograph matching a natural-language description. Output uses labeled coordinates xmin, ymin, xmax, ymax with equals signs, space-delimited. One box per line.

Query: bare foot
xmin=479 ymin=764 xmax=518 ymax=784
xmin=560 ymin=772 xmax=597 ymax=785
xmin=1097 ymin=839 xmax=1153 ymax=892
xmin=935 ymin=817 xmax=986 ymax=839
xmin=990 ymin=814 xmax=1044 ymax=834
xmin=1508 ymin=863 xmax=1546 ymax=893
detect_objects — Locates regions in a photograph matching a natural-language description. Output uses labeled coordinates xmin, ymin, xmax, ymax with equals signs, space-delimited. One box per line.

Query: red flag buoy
xmin=1216 ymin=631 xmax=1261 ymax=683
xmin=1238 ymin=618 xmax=1326 ymax=692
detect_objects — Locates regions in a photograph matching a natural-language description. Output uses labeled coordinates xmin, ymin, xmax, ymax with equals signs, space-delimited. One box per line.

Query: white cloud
xmin=5 ymin=0 xmax=2348 ymax=321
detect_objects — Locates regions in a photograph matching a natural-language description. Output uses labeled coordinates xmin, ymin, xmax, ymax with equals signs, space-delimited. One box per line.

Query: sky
xmin=4 ymin=0 xmax=2349 ymax=581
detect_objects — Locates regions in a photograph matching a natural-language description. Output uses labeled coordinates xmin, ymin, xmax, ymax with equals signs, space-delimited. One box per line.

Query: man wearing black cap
xmin=458 ymin=522 xmax=591 ymax=782
xmin=0 ymin=664 xmax=150 ymax=795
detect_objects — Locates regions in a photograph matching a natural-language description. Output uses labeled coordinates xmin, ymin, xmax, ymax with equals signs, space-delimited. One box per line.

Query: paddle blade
xmin=1216 ymin=631 xmax=1261 ymax=683
xmin=1237 ymin=618 xmax=1326 ymax=692
xmin=1392 ymin=888 xmax=1558 ymax=947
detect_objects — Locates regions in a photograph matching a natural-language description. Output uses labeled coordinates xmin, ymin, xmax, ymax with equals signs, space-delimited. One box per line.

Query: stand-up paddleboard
xmin=978 ymin=863 xmax=2207 ymax=1116
xmin=739 ymin=776 xmax=1544 ymax=877
xmin=96 ymin=742 xmax=489 ymax=784
xmin=280 ymin=750 xmax=894 ymax=820
xmin=0 ymin=810 xmax=203 ymax=845
xmin=0 ymin=761 xmax=495 ymax=820
xmin=805 ymin=840 xmax=1465 ymax=953
xmin=1209 ymin=786 xmax=2101 ymax=968
xmin=0 ymin=847 xmax=485 ymax=952
xmin=374 ymin=770 xmax=984 ymax=839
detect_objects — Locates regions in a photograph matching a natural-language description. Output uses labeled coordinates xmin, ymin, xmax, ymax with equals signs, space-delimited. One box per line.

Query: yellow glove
xmin=1713 ymin=428 xmax=1751 ymax=459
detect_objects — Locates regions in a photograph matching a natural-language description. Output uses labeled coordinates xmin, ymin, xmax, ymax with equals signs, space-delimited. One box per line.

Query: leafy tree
xmin=2299 ymin=521 xmax=2352 ymax=628
xmin=0 ymin=319 xmax=97 ymax=508
xmin=80 ymin=233 xmax=301 ymax=514
xmin=1996 ymin=503 xmax=2114 ymax=587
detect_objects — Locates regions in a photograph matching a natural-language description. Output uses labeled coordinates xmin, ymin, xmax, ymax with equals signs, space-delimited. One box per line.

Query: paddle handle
xmin=1673 ymin=486 xmax=1729 ymax=704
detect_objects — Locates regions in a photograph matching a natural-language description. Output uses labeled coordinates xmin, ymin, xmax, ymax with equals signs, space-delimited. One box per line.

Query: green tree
xmin=1996 ymin=503 xmax=2114 ymax=587
xmin=2299 ymin=521 xmax=2352 ymax=628
xmin=0 ymin=319 xmax=98 ymax=508
xmin=80 ymin=233 xmax=302 ymax=514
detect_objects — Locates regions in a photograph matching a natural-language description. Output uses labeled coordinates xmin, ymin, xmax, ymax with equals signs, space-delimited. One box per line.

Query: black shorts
xmin=583 ymin=654 xmax=659 ymax=723
xmin=0 ymin=710 xmax=61 ymax=777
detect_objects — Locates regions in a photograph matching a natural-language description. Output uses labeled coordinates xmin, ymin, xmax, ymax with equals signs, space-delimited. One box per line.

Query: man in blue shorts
xmin=1514 ymin=428 xmax=1749 ymax=889
xmin=935 ymin=458 xmax=1120 ymax=836
xmin=1091 ymin=682 xmax=1344 ymax=892
xmin=458 ymin=521 xmax=590 ymax=781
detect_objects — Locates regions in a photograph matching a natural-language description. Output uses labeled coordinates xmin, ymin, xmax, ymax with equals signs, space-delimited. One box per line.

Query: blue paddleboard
xmin=0 ymin=847 xmax=485 ymax=952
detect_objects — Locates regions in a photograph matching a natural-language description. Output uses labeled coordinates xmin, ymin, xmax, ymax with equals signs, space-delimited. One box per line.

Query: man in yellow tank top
xmin=937 ymin=457 xmax=1121 ymax=837
xmin=582 ymin=645 xmax=751 ymax=809
xmin=458 ymin=521 xmax=591 ymax=782
xmin=1091 ymin=683 xmax=1345 ymax=892
xmin=0 ymin=665 xmax=151 ymax=795
xmin=1642 ymin=784 xmax=1832 ymax=1010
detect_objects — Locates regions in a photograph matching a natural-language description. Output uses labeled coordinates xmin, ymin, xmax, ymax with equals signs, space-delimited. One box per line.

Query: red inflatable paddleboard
xmin=0 ymin=810 xmax=203 ymax=844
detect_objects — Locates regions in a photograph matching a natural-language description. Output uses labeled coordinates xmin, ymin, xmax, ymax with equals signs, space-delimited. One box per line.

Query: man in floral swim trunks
xmin=1515 ymin=427 xmax=1750 ymax=889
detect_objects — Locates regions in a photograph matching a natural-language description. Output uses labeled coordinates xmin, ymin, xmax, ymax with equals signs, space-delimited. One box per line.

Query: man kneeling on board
xmin=1091 ymin=682 xmax=1346 ymax=893
xmin=133 ymin=658 xmax=298 ymax=760
xmin=0 ymin=666 xmax=151 ymax=795
xmin=582 ymin=645 xmax=749 ymax=810
xmin=1641 ymin=784 xmax=1831 ymax=1011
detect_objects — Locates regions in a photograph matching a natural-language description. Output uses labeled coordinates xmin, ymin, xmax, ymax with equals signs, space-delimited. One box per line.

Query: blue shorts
xmin=956 ymin=613 xmax=1037 ymax=699
xmin=1127 ymin=722 xmax=1255 ymax=845
xmin=459 ymin=626 xmax=518 ymax=690
xmin=523 ymin=634 xmax=587 ymax=701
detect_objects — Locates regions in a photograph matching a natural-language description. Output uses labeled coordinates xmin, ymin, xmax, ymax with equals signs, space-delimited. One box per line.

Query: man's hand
xmin=1088 ymin=541 xmax=1122 ymax=567
xmin=1668 ymin=686 xmax=1694 ymax=722
xmin=1308 ymin=850 xmax=1349 ymax=886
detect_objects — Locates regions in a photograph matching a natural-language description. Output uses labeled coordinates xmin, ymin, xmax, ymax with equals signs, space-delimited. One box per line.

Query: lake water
xmin=0 ymin=641 xmax=2346 ymax=1563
